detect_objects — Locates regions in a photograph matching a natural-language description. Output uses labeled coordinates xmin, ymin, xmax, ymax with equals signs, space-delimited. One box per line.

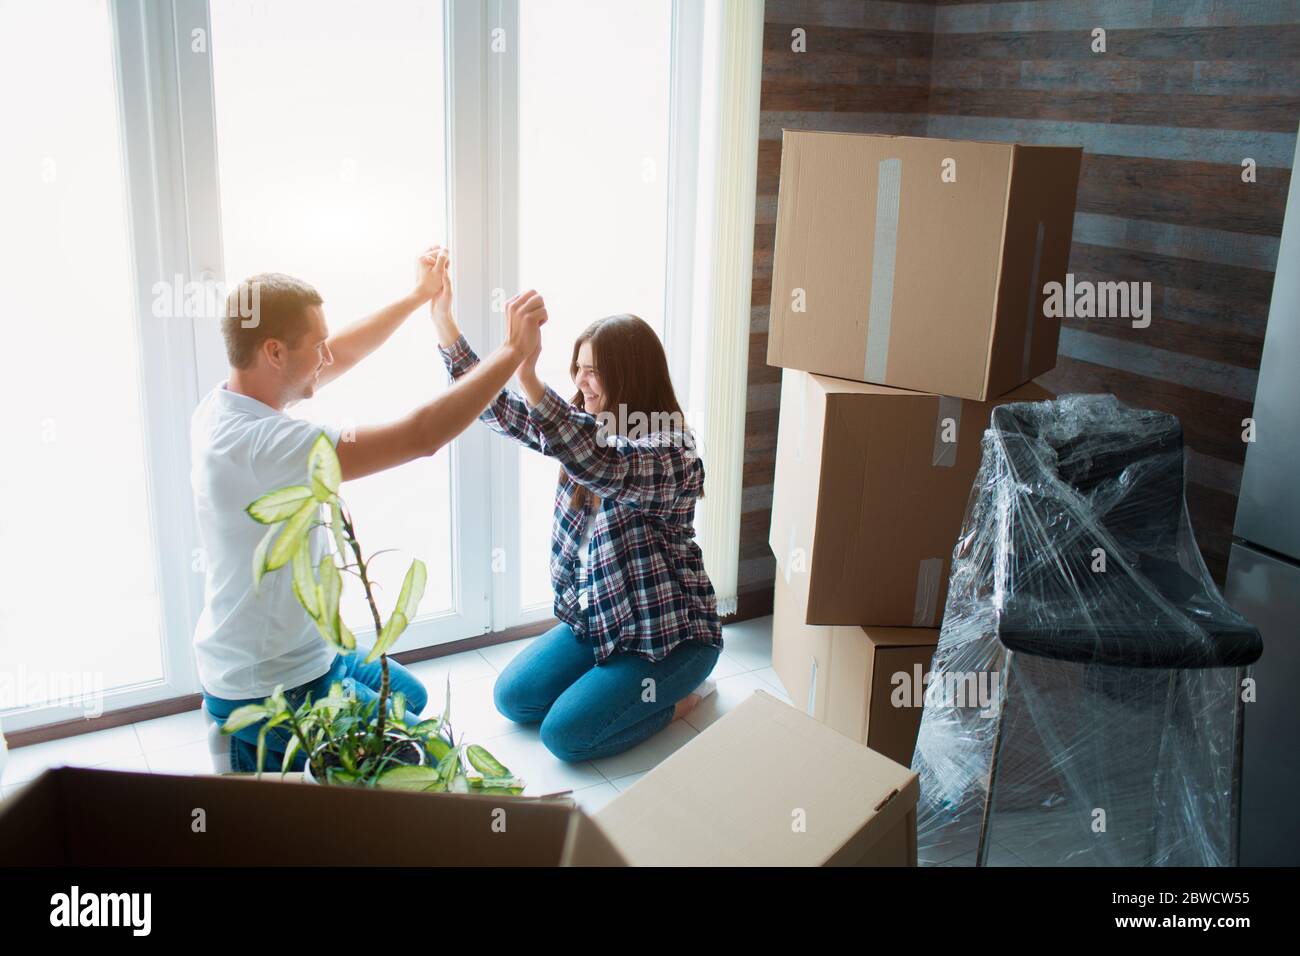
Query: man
xmin=191 ymin=247 xmax=546 ymax=770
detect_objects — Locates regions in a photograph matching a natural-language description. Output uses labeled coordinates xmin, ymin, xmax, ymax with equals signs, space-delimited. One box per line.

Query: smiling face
xmin=573 ymin=340 xmax=604 ymax=414
xmin=281 ymin=305 xmax=333 ymax=403
xmin=562 ymin=314 xmax=689 ymax=512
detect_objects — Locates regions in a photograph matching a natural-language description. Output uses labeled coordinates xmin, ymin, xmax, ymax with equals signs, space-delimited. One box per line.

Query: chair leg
xmin=976 ymin=657 xmax=1012 ymax=866
xmin=1230 ymin=666 xmax=1248 ymax=867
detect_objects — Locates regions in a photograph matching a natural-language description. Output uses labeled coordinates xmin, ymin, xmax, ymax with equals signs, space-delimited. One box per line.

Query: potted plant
xmin=219 ymin=433 xmax=523 ymax=795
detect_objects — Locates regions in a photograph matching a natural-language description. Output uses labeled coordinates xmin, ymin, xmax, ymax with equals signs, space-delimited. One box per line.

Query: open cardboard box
xmin=0 ymin=692 xmax=918 ymax=866
xmin=0 ymin=765 xmax=625 ymax=866
xmin=595 ymin=690 xmax=919 ymax=865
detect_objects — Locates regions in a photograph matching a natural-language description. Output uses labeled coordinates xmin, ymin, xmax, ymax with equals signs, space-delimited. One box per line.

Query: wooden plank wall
xmin=738 ymin=0 xmax=1299 ymax=617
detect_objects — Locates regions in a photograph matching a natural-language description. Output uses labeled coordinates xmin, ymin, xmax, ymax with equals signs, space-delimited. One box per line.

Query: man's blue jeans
xmin=203 ymin=652 xmax=429 ymax=773
xmin=494 ymin=622 xmax=721 ymax=762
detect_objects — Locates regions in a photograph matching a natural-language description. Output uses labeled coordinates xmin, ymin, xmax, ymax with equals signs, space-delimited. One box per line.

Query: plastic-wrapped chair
xmin=912 ymin=395 xmax=1262 ymax=867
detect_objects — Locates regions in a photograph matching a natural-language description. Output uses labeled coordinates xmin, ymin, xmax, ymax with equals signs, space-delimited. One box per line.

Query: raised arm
xmin=515 ymin=339 xmax=696 ymax=517
xmin=316 ymin=246 xmax=447 ymax=388
xmin=428 ymin=255 xmax=551 ymax=454
xmin=333 ymin=279 xmax=546 ymax=482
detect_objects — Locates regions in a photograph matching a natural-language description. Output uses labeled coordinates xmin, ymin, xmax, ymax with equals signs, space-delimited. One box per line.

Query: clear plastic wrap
xmin=911 ymin=394 xmax=1262 ymax=867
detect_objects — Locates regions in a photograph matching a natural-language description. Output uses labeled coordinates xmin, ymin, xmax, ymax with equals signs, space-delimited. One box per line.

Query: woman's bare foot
xmin=672 ymin=692 xmax=703 ymax=722
xmin=672 ymin=678 xmax=717 ymax=721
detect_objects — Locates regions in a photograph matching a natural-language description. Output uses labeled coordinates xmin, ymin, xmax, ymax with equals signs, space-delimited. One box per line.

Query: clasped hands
xmin=416 ymin=245 xmax=548 ymax=400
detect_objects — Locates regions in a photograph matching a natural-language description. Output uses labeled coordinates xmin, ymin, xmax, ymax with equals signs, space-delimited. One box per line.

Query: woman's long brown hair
xmin=560 ymin=314 xmax=696 ymax=512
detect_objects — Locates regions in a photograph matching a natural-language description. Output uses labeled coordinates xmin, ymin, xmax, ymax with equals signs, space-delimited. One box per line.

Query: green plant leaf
xmin=247 ymin=485 xmax=315 ymax=524
xmin=308 ymin=432 xmax=341 ymax=501
xmin=266 ymin=500 xmax=318 ymax=572
xmin=469 ymin=776 xmax=526 ymax=793
xmin=465 ymin=744 xmax=511 ymax=778
xmin=339 ymin=744 xmax=358 ymax=775
xmin=362 ymin=558 xmax=425 ymax=663
xmin=396 ymin=559 xmax=427 ymax=621
xmin=251 ymin=520 xmax=285 ymax=591
xmin=439 ymin=673 xmax=451 ymax=736
xmin=338 ymin=616 xmax=356 ymax=652
xmin=221 ymin=703 xmax=270 ymax=734
xmin=329 ymin=499 xmax=349 ymax=560
xmin=435 ymin=745 xmax=460 ymax=785
xmin=311 ymin=697 xmax=341 ymax=716
xmin=375 ymin=765 xmax=439 ymax=791
xmin=311 ymin=557 xmax=343 ymax=648
xmin=291 ymin=535 xmax=319 ymax=618
xmin=424 ymin=736 xmax=452 ymax=763
xmin=256 ymin=715 xmax=287 ymax=780
xmin=281 ymin=733 xmax=302 ymax=776
xmin=309 ymin=682 xmax=348 ymax=718
xmin=365 ymin=610 xmax=407 ymax=664
xmin=310 ymin=616 xmax=339 ymax=650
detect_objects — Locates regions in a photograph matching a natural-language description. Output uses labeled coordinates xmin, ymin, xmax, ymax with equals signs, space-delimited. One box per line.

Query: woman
xmin=428 ymin=255 xmax=722 ymax=763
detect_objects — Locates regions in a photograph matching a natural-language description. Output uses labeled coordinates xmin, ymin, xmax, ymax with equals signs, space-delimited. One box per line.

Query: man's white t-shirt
xmin=190 ymin=383 xmax=340 ymax=700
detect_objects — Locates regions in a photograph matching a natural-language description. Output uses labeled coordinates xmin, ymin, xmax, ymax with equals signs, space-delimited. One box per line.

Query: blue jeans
xmin=494 ymin=622 xmax=721 ymax=762
xmin=203 ymin=651 xmax=429 ymax=773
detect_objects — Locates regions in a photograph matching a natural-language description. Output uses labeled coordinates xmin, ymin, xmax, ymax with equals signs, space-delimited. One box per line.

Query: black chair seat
xmin=986 ymin=397 xmax=1263 ymax=670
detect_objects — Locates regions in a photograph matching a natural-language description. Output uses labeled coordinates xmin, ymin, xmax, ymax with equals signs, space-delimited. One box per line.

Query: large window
xmin=516 ymin=0 xmax=673 ymax=608
xmin=209 ymin=0 xmax=453 ymax=635
xmin=0 ymin=0 xmax=165 ymax=714
xmin=2 ymin=0 xmax=709 ymax=730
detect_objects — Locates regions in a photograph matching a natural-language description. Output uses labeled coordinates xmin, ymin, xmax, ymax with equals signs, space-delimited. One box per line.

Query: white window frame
xmin=178 ymin=0 xmax=494 ymax=655
xmin=469 ymin=0 xmax=709 ymax=624
xmin=6 ymin=0 xmax=711 ymax=731
xmin=3 ymin=0 xmax=210 ymax=733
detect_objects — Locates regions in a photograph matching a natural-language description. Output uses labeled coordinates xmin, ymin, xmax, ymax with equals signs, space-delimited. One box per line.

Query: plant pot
xmin=301 ymin=730 xmax=427 ymax=786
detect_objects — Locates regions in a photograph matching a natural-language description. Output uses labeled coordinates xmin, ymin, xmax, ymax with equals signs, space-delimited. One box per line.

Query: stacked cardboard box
xmin=766 ymin=130 xmax=1082 ymax=761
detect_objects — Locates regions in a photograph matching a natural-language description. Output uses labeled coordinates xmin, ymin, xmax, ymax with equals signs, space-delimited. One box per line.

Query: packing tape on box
xmin=864 ymin=157 xmax=902 ymax=382
xmin=912 ymin=557 xmax=944 ymax=627
xmin=932 ymin=395 xmax=962 ymax=468
xmin=1020 ymin=221 xmax=1046 ymax=381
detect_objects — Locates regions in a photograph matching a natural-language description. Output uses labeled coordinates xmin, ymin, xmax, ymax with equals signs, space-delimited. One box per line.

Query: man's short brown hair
xmin=222 ymin=272 xmax=323 ymax=369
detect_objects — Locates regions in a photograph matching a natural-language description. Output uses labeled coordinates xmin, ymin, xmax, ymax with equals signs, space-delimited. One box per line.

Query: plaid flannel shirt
xmin=439 ymin=334 xmax=723 ymax=665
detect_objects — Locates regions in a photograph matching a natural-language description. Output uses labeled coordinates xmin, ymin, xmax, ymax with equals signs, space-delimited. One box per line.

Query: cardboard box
xmin=767 ymin=130 xmax=1082 ymax=401
xmin=594 ymin=690 xmax=919 ymax=866
xmin=0 ymin=767 xmax=626 ymax=866
xmin=769 ymin=368 xmax=1052 ymax=627
xmin=0 ymin=692 xmax=918 ymax=867
xmin=772 ymin=570 xmax=937 ymax=766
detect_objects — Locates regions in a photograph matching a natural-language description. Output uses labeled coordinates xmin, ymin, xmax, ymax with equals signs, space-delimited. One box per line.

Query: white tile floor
xmin=0 ymin=615 xmax=789 ymax=820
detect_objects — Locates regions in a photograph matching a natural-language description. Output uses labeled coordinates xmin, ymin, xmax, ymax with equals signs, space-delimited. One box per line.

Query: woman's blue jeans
xmin=494 ymin=622 xmax=721 ymax=763
xmin=203 ymin=651 xmax=429 ymax=773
